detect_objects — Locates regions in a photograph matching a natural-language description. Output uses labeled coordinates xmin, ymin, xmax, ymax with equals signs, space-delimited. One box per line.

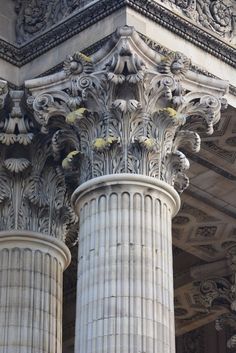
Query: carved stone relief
xmin=15 ymin=0 xmax=236 ymax=47
xmin=0 ymin=0 xmax=234 ymax=70
xmin=13 ymin=0 xmax=81 ymax=43
xmin=161 ymin=0 xmax=236 ymax=45
xmin=4 ymin=29 xmax=227 ymax=340
xmin=174 ymin=282 xmax=227 ymax=335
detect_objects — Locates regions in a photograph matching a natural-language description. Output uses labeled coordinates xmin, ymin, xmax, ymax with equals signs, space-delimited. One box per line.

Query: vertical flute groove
xmin=74 ymin=179 xmax=178 ymax=353
xmin=0 ymin=244 xmax=66 ymax=353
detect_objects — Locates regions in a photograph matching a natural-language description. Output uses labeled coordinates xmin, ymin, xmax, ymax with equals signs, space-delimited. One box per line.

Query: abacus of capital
xmin=0 ymin=27 xmax=228 ymax=353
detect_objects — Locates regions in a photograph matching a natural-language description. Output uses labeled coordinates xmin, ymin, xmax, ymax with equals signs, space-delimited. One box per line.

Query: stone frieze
xmin=13 ymin=0 xmax=81 ymax=43
xmin=161 ymin=0 xmax=236 ymax=45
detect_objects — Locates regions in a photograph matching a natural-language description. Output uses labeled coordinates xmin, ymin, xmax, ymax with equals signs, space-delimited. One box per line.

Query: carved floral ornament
xmin=13 ymin=0 xmax=81 ymax=44
xmin=11 ymin=0 xmax=236 ymax=48
xmin=26 ymin=27 xmax=228 ymax=193
xmin=161 ymin=0 xmax=236 ymax=45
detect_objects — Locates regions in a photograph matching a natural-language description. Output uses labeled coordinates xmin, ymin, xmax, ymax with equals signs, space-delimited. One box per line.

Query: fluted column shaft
xmin=0 ymin=231 xmax=71 ymax=353
xmin=72 ymin=174 xmax=180 ymax=353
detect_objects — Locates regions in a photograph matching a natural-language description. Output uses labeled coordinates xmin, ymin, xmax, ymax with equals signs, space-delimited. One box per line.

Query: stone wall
xmin=0 ymin=0 xmax=16 ymax=43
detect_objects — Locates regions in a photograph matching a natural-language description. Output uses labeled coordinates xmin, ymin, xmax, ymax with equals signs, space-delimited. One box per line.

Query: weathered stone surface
xmin=0 ymin=85 xmax=77 ymax=241
xmin=0 ymin=72 xmax=75 ymax=353
xmin=72 ymin=174 xmax=180 ymax=353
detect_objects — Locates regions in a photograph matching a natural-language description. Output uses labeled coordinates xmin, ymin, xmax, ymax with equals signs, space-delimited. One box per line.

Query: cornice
xmin=0 ymin=0 xmax=235 ymax=69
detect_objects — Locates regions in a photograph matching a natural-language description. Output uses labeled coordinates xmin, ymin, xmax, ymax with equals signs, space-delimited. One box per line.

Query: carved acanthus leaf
xmin=0 ymin=88 xmax=78 ymax=242
xmin=0 ymin=170 xmax=12 ymax=203
xmin=3 ymin=158 xmax=31 ymax=173
xmin=26 ymin=27 xmax=227 ymax=193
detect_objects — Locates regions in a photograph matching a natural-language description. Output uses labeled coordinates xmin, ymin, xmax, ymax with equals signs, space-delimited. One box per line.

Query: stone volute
xmin=23 ymin=26 xmax=228 ymax=353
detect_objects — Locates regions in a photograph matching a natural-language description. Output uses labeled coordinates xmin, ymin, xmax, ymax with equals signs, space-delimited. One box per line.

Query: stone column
xmin=0 ymin=86 xmax=75 ymax=353
xmin=25 ymin=26 xmax=227 ymax=353
xmin=0 ymin=231 xmax=70 ymax=353
xmin=72 ymin=174 xmax=180 ymax=353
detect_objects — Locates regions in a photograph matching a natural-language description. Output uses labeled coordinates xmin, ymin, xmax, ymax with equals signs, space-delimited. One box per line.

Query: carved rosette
xmin=0 ymin=87 xmax=77 ymax=243
xmin=161 ymin=0 xmax=236 ymax=44
xmin=27 ymin=27 xmax=227 ymax=193
xmin=195 ymin=277 xmax=235 ymax=309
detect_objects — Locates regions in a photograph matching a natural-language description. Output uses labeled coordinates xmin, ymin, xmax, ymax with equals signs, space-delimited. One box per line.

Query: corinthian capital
xmin=0 ymin=87 xmax=77 ymax=243
xmin=26 ymin=26 xmax=228 ymax=192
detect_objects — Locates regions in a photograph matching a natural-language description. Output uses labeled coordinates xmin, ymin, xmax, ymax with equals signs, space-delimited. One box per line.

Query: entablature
xmin=0 ymin=0 xmax=235 ymax=103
